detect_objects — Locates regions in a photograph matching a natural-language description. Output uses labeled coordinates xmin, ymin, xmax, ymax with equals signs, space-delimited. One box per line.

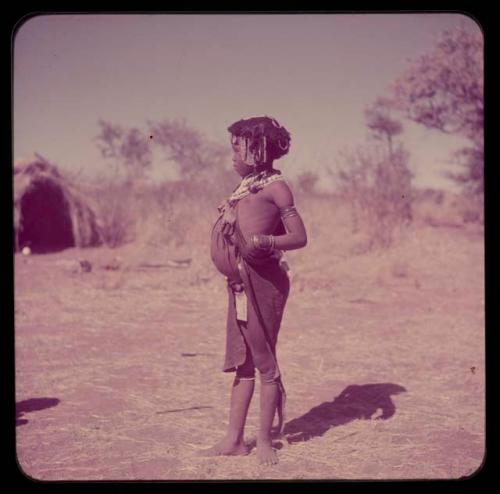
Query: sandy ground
xmin=14 ymin=211 xmax=484 ymax=481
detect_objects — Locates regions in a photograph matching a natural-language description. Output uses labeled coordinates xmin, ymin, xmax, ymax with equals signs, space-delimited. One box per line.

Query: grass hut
xmin=13 ymin=155 xmax=103 ymax=253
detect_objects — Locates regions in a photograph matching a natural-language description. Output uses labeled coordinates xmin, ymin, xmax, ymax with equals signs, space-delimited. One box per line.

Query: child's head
xmin=228 ymin=116 xmax=291 ymax=173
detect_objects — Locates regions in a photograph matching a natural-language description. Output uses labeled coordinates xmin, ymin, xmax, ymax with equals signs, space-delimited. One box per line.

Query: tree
xmin=334 ymin=96 xmax=413 ymax=248
xmin=92 ymin=117 xmax=237 ymax=248
xmin=391 ymin=22 xmax=483 ymax=197
xmin=365 ymin=98 xmax=413 ymax=224
xmin=95 ymin=119 xmax=152 ymax=181
xmin=147 ymin=119 xmax=228 ymax=181
xmin=365 ymin=97 xmax=403 ymax=158
xmin=95 ymin=117 xmax=232 ymax=194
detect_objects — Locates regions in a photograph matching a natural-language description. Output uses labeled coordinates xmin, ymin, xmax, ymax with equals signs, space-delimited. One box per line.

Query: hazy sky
xmin=13 ymin=13 xmax=480 ymax=190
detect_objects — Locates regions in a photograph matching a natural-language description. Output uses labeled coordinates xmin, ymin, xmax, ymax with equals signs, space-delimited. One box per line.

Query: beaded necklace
xmin=216 ymin=169 xmax=284 ymax=237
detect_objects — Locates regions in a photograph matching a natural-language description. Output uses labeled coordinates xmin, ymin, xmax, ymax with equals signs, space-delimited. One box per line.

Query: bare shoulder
xmin=265 ymin=178 xmax=295 ymax=208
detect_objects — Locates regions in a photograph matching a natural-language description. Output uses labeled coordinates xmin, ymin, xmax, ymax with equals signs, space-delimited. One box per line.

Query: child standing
xmin=205 ymin=116 xmax=307 ymax=465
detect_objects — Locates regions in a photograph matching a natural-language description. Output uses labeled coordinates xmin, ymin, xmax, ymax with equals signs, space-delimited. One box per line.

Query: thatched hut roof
xmin=13 ymin=155 xmax=103 ymax=253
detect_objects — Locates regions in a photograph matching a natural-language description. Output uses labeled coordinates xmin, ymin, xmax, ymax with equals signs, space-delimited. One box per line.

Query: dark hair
xmin=227 ymin=116 xmax=291 ymax=164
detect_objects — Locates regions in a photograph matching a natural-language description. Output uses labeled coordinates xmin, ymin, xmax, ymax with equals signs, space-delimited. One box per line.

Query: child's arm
xmin=251 ymin=181 xmax=307 ymax=252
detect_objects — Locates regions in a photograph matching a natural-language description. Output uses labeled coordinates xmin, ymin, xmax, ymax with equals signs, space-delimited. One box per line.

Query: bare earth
xmin=14 ymin=213 xmax=484 ymax=480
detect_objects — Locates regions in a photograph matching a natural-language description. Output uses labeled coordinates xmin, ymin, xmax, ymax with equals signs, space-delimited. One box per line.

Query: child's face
xmin=231 ymin=136 xmax=254 ymax=177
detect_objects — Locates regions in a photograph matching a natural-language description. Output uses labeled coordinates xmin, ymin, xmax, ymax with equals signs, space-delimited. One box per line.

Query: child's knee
xmin=236 ymin=363 xmax=255 ymax=380
xmin=259 ymin=366 xmax=280 ymax=384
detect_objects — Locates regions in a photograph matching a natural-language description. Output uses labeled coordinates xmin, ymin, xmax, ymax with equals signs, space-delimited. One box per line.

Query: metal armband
xmin=279 ymin=205 xmax=299 ymax=220
xmin=250 ymin=233 xmax=275 ymax=251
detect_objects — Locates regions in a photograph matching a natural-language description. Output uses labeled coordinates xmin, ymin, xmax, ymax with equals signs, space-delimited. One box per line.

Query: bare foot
xmin=256 ymin=441 xmax=278 ymax=465
xmin=197 ymin=436 xmax=249 ymax=457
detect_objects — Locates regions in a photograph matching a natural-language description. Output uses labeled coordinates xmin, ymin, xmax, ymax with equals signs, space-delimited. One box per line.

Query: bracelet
xmin=251 ymin=234 xmax=275 ymax=251
xmin=251 ymin=234 xmax=261 ymax=250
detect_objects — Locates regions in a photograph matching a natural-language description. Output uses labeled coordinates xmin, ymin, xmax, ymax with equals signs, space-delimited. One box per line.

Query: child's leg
xmin=199 ymin=330 xmax=255 ymax=456
xmin=240 ymin=302 xmax=283 ymax=464
xmin=199 ymin=377 xmax=254 ymax=456
xmin=257 ymin=379 xmax=280 ymax=465
xmin=230 ymin=376 xmax=255 ymax=444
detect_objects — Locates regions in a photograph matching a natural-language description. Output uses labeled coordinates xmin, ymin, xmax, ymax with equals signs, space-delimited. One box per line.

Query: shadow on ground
xmin=283 ymin=383 xmax=406 ymax=444
xmin=16 ymin=397 xmax=60 ymax=426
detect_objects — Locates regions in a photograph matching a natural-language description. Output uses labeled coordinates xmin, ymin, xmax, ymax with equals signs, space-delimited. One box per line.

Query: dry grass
xmin=334 ymin=144 xmax=413 ymax=249
xmin=83 ymin=171 xmax=237 ymax=251
xmin=412 ymin=189 xmax=483 ymax=228
xmin=14 ymin=190 xmax=484 ymax=481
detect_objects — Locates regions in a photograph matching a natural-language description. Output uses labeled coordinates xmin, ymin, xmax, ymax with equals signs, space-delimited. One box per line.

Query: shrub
xmin=336 ymin=143 xmax=413 ymax=249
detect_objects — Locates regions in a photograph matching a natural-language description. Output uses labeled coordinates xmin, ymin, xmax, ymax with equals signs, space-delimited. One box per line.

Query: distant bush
xmin=295 ymin=171 xmax=320 ymax=196
xmin=336 ymin=143 xmax=413 ymax=249
xmin=330 ymin=96 xmax=414 ymax=250
xmin=86 ymin=176 xmax=230 ymax=250
xmin=412 ymin=188 xmax=484 ymax=228
xmin=92 ymin=118 xmax=236 ymax=249
xmin=86 ymin=179 xmax=136 ymax=248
